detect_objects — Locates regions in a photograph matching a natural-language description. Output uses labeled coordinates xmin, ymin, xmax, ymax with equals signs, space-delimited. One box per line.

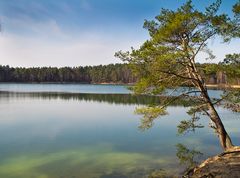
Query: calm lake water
xmin=0 ymin=83 xmax=130 ymax=94
xmin=0 ymin=84 xmax=239 ymax=178
xmin=0 ymin=83 xmax=223 ymax=97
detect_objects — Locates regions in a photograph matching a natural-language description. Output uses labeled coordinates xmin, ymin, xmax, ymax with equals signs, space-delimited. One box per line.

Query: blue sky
xmin=0 ymin=0 xmax=239 ymax=67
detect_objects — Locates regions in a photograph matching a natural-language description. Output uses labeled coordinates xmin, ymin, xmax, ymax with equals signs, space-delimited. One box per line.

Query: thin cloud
xmin=0 ymin=31 xmax=143 ymax=67
xmin=1 ymin=15 xmax=70 ymax=40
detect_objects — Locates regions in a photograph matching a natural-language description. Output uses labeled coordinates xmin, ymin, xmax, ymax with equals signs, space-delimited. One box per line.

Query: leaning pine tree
xmin=116 ymin=0 xmax=240 ymax=151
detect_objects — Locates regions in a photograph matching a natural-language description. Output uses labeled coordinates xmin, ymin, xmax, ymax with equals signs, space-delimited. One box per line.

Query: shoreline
xmin=0 ymin=82 xmax=240 ymax=89
xmin=206 ymin=84 xmax=240 ymax=89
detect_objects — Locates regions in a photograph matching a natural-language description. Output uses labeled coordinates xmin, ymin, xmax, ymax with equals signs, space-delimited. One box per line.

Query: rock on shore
xmin=190 ymin=147 xmax=240 ymax=178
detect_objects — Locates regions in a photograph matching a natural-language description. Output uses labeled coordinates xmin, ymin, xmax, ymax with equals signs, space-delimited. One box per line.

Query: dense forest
xmin=0 ymin=63 xmax=239 ymax=85
xmin=0 ymin=63 xmax=136 ymax=83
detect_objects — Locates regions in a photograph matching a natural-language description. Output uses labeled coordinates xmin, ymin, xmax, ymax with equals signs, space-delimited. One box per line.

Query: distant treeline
xmin=0 ymin=63 xmax=136 ymax=83
xmin=0 ymin=63 xmax=239 ymax=85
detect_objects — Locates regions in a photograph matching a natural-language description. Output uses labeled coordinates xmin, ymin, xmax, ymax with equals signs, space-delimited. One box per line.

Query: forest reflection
xmin=0 ymin=91 xmax=197 ymax=106
xmin=0 ymin=91 xmax=206 ymax=177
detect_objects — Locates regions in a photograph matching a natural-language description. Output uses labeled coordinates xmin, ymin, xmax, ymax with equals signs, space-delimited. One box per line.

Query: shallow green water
xmin=0 ymin=85 xmax=239 ymax=178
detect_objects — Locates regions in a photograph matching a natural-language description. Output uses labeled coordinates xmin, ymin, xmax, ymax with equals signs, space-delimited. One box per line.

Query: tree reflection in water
xmin=0 ymin=91 xmax=208 ymax=177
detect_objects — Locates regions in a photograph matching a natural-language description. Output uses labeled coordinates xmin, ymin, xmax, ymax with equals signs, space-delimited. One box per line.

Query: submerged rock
xmin=189 ymin=146 xmax=240 ymax=178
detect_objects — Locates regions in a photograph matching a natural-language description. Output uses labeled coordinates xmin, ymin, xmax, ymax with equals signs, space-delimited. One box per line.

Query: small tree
xmin=116 ymin=0 xmax=240 ymax=151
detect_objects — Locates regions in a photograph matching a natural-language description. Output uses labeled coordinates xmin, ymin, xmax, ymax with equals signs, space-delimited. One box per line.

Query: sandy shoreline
xmin=206 ymin=84 xmax=240 ymax=89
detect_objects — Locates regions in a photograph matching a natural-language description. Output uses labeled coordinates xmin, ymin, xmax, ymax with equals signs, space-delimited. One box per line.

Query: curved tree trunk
xmin=191 ymin=66 xmax=234 ymax=151
xmin=207 ymin=101 xmax=234 ymax=151
xmin=184 ymin=39 xmax=234 ymax=151
xmin=199 ymin=85 xmax=234 ymax=151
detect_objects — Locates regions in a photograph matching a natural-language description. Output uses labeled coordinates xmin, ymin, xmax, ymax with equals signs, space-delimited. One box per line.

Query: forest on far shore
xmin=0 ymin=63 xmax=239 ymax=85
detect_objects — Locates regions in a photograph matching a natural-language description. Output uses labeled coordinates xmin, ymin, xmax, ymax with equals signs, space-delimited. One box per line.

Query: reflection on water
xmin=0 ymin=90 xmax=239 ymax=178
xmin=0 ymin=83 xmax=131 ymax=94
xmin=0 ymin=83 xmax=223 ymax=98
xmin=176 ymin=143 xmax=203 ymax=175
xmin=0 ymin=91 xmax=197 ymax=106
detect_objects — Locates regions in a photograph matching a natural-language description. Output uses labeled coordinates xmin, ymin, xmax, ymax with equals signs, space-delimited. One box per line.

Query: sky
xmin=0 ymin=0 xmax=239 ymax=67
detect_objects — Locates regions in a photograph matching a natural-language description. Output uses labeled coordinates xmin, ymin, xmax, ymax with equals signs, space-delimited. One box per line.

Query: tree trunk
xmin=207 ymin=102 xmax=234 ymax=150
xmin=185 ymin=44 xmax=234 ymax=151
xmin=201 ymin=88 xmax=234 ymax=151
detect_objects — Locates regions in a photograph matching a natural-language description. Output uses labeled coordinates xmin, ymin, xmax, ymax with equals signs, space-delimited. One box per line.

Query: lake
xmin=0 ymin=84 xmax=239 ymax=178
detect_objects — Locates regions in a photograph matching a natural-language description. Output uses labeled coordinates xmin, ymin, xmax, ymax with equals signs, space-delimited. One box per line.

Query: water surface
xmin=0 ymin=84 xmax=239 ymax=178
xmin=0 ymin=83 xmax=130 ymax=94
xmin=0 ymin=83 xmax=224 ymax=98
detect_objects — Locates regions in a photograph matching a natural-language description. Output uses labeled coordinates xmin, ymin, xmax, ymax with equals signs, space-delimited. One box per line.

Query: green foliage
xmin=224 ymin=53 xmax=240 ymax=64
xmin=176 ymin=144 xmax=203 ymax=171
xmin=202 ymin=63 xmax=221 ymax=75
xmin=115 ymin=0 xmax=240 ymax=139
xmin=0 ymin=64 xmax=136 ymax=84
xmin=223 ymin=90 xmax=240 ymax=112
xmin=135 ymin=106 xmax=167 ymax=130
xmin=233 ymin=1 xmax=240 ymax=14
xmin=220 ymin=53 xmax=240 ymax=83
xmin=0 ymin=63 xmax=239 ymax=86
xmin=116 ymin=0 xmax=238 ymax=94
xmin=177 ymin=117 xmax=204 ymax=135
